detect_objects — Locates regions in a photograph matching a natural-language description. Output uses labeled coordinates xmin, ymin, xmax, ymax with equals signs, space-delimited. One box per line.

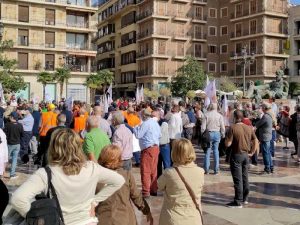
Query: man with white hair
xmin=201 ymin=103 xmax=225 ymax=175
xmin=93 ymin=106 xmax=112 ymax=138
xmin=111 ymin=111 xmax=133 ymax=170
xmin=83 ymin=115 xmax=111 ymax=162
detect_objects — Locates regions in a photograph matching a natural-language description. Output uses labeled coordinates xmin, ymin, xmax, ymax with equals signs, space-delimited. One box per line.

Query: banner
xmin=107 ymin=83 xmax=113 ymax=104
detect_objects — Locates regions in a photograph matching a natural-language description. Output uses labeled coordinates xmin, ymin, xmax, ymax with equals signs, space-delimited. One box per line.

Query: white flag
xmin=0 ymin=83 xmax=5 ymax=104
xmin=136 ymin=85 xmax=140 ymax=104
xmin=104 ymin=94 xmax=109 ymax=113
xmin=140 ymin=85 xmax=144 ymax=102
xmin=222 ymin=95 xmax=228 ymax=115
xmin=206 ymin=75 xmax=209 ymax=87
xmin=107 ymin=84 xmax=113 ymax=104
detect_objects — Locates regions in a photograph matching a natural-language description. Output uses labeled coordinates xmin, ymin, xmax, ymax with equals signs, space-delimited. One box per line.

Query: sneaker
xmin=242 ymin=201 xmax=249 ymax=205
xmin=226 ymin=202 xmax=243 ymax=208
xmin=270 ymin=168 xmax=274 ymax=173
xmin=261 ymin=170 xmax=270 ymax=175
xmin=204 ymin=172 xmax=209 ymax=175
xmin=213 ymin=172 xmax=219 ymax=175
xmin=150 ymin=192 xmax=157 ymax=197
xmin=10 ymin=175 xmax=18 ymax=180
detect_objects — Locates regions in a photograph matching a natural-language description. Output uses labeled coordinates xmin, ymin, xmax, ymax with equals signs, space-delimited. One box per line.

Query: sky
xmin=291 ymin=0 xmax=300 ymax=4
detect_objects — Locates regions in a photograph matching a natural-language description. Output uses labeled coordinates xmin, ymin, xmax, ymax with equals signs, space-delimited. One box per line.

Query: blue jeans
xmin=160 ymin=144 xmax=171 ymax=169
xmin=8 ymin=144 xmax=20 ymax=177
xmin=260 ymin=141 xmax=273 ymax=172
xmin=270 ymin=130 xmax=276 ymax=157
xmin=204 ymin=131 xmax=221 ymax=173
xmin=133 ymin=151 xmax=141 ymax=165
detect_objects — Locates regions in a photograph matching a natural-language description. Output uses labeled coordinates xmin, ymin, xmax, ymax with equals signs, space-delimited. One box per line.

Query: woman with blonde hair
xmin=97 ymin=144 xmax=153 ymax=225
xmin=11 ymin=129 xmax=125 ymax=225
xmin=158 ymin=138 xmax=204 ymax=225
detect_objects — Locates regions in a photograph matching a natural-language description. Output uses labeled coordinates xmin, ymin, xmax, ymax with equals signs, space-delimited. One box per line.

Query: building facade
xmin=0 ymin=0 xmax=97 ymax=103
xmin=93 ymin=0 xmax=289 ymax=96
xmin=288 ymin=4 xmax=300 ymax=83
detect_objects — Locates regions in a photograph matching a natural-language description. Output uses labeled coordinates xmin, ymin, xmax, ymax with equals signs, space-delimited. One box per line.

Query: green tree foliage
xmin=171 ymin=56 xmax=206 ymax=97
xmin=218 ymin=76 xmax=237 ymax=92
xmin=0 ymin=40 xmax=27 ymax=94
xmin=54 ymin=67 xmax=71 ymax=100
xmin=37 ymin=71 xmax=54 ymax=101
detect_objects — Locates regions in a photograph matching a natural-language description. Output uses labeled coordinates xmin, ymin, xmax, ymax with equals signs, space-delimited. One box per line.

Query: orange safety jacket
xmin=39 ymin=111 xmax=58 ymax=137
xmin=73 ymin=115 xmax=87 ymax=133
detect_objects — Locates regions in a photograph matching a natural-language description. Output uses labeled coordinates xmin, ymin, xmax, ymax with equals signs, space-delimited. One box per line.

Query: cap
xmin=48 ymin=104 xmax=56 ymax=110
xmin=10 ymin=111 xmax=19 ymax=120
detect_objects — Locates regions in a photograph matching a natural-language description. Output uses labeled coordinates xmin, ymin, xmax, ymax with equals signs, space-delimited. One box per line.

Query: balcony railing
xmin=137 ymin=70 xmax=153 ymax=76
xmin=70 ymin=64 xmax=88 ymax=72
xmin=66 ymin=43 xmax=96 ymax=51
xmin=32 ymin=0 xmax=94 ymax=7
xmin=121 ymin=38 xmax=136 ymax=47
xmin=230 ymin=7 xmax=287 ymax=19
xmin=136 ymin=10 xmax=153 ymax=21
xmin=192 ymin=0 xmax=207 ymax=3
xmin=18 ymin=37 xmax=29 ymax=46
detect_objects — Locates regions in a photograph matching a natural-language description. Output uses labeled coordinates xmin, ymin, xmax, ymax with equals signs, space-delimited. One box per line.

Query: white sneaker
xmin=10 ymin=175 xmax=18 ymax=180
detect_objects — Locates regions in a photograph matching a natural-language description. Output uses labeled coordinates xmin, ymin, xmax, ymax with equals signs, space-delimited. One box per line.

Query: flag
xmin=204 ymin=80 xmax=217 ymax=107
xmin=0 ymin=83 xmax=5 ymax=104
xmin=140 ymin=85 xmax=144 ymax=102
xmin=65 ymin=96 xmax=73 ymax=111
xmin=136 ymin=85 xmax=140 ymax=104
xmin=222 ymin=95 xmax=228 ymax=115
xmin=107 ymin=83 xmax=113 ymax=104
xmin=206 ymin=75 xmax=209 ymax=87
xmin=104 ymin=94 xmax=109 ymax=113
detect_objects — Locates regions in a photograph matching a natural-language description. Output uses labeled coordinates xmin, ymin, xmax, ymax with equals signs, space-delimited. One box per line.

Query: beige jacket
xmin=158 ymin=162 xmax=204 ymax=225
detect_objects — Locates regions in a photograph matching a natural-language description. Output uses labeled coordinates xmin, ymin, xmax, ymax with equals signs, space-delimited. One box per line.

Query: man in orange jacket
xmin=35 ymin=104 xmax=57 ymax=165
xmin=73 ymin=108 xmax=87 ymax=133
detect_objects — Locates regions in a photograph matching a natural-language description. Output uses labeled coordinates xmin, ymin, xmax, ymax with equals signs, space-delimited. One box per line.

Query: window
xmin=208 ymin=45 xmax=216 ymax=54
xmin=250 ymin=60 xmax=256 ymax=75
xmin=67 ymin=84 xmax=87 ymax=102
xmin=250 ymin=40 xmax=257 ymax=54
xmin=121 ymin=71 xmax=136 ymax=84
xmin=97 ymin=41 xmax=114 ymax=54
xmin=194 ymin=25 xmax=202 ymax=39
xmin=157 ymin=60 xmax=165 ymax=74
xmin=220 ymin=44 xmax=228 ymax=54
xmin=66 ymin=33 xmax=87 ymax=49
xmin=157 ymin=40 xmax=166 ymax=54
xmin=209 ymin=8 xmax=217 ymax=18
xmin=194 ymin=43 xmax=202 ymax=58
xmin=121 ymin=31 xmax=136 ymax=47
xmin=67 ymin=13 xmax=87 ymax=28
xmin=45 ymin=54 xmax=55 ymax=71
xmin=221 ymin=7 xmax=228 ymax=18
xmin=221 ymin=26 xmax=228 ymax=36
xmin=235 ymin=23 xmax=242 ymax=37
xmin=176 ymin=23 xmax=185 ymax=37
xmin=220 ymin=63 xmax=228 ymax=72
xmin=250 ymin=20 xmax=257 ymax=35
xmin=209 ymin=26 xmax=216 ymax=36
xmin=208 ymin=63 xmax=216 ymax=72
xmin=250 ymin=0 xmax=257 ymax=14
xmin=18 ymin=29 xmax=29 ymax=46
xmin=236 ymin=42 xmax=242 ymax=54
xmin=19 ymin=5 xmax=29 ymax=22
xmin=195 ymin=7 xmax=203 ymax=20
xmin=177 ymin=42 xmax=184 ymax=56
xmin=45 ymin=31 xmax=55 ymax=48
xmin=45 ymin=9 xmax=55 ymax=25
xmin=121 ymin=51 xmax=136 ymax=65
xmin=235 ymin=3 xmax=243 ymax=17
xmin=18 ymin=53 xmax=28 ymax=69
xmin=121 ymin=11 xmax=135 ymax=28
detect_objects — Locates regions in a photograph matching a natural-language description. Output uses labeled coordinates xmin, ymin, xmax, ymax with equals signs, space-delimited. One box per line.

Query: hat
xmin=48 ymin=104 xmax=56 ymax=110
xmin=128 ymin=106 xmax=135 ymax=113
xmin=10 ymin=111 xmax=19 ymax=120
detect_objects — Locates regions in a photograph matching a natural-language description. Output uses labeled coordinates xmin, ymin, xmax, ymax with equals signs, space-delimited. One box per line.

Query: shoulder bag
xmin=26 ymin=167 xmax=65 ymax=225
xmin=175 ymin=167 xmax=204 ymax=225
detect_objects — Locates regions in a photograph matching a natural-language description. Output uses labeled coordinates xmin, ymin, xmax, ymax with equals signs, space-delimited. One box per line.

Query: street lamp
xmin=234 ymin=46 xmax=255 ymax=97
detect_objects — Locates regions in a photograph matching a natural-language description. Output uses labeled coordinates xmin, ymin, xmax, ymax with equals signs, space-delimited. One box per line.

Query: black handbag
xmin=26 ymin=167 xmax=65 ymax=225
xmin=200 ymin=129 xmax=211 ymax=152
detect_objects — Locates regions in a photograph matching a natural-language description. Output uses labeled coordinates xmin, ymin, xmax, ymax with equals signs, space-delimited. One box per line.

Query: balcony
xmin=18 ymin=37 xmax=29 ymax=46
xmin=66 ymin=21 xmax=89 ymax=29
xmin=230 ymin=7 xmax=287 ymax=21
xmin=191 ymin=15 xmax=207 ymax=23
xmin=70 ymin=64 xmax=88 ymax=72
xmin=15 ymin=0 xmax=96 ymax=8
xmin=192 ymin=0 xmax=207 ymax=5
xmin=192 ymin=33 xmax=207 ymax=41
xmin=136 ymin=10 xmax=153 ymax=22
xmin=66 ymin=43 xmax=94 ymax=50
xmin=121 ymin=38 xmax=136 ymax=47
xmin=137 ymin=70 xmax=153 ymax=77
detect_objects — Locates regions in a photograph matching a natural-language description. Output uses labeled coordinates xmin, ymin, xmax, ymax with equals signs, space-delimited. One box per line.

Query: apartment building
xmin=288 ymin=5 xmax=300 ymax=83
xmin=0 ymin=0 xmax=97 ymax=103
xmin=95 ymin=0 xmax=288 ymax=96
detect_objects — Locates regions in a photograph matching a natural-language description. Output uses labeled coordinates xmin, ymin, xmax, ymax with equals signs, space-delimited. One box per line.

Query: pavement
xmin=2 ymin=141 xmax=300 ymax=225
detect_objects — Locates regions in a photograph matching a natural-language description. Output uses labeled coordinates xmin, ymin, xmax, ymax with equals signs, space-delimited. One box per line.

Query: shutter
xmin=45 ymin=32 xmax=55 ymax=47
xmin=18 ymin=53 xmax=28 ymax=69
xmin=18 ymin=29 xmax=28 ymax=36
xmin=46 ymin=9 xmax=55 ymax=24
xmin=19 ymin=6 xmax=29 ymax=22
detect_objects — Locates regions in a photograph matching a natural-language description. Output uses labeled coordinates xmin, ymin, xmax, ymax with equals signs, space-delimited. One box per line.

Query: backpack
xmin=26 ymin=167 xmax=64 ymax=225
xmin=200 ymin=129 xmax=211 ymax=152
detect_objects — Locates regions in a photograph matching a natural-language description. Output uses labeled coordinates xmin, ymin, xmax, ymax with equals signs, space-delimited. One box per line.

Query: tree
xmin=86 ymin=72 xmax=104 ymax=102
xmin=0 ymin=40 xmax=27 ymax=94
xmin=171 ymin=56 xmax=206 ymax=97
xmin=159 ymin=87 xmax=171 ymax=102
xmin=37 ymin=71 xmax=54 ymax=101
xmin=186 ymin=90 xmax=196 ymax=102
xmin=54 ymin=67 xmax=71 ymax=100
xmin=218 ymin=76 xmax=237 ymax=92
xmin=97 ymin=69 xmax=114 ymax=93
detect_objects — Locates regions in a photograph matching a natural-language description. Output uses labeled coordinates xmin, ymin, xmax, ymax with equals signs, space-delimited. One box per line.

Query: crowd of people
xmin=0 ymin=95 xmax=299 ymax=225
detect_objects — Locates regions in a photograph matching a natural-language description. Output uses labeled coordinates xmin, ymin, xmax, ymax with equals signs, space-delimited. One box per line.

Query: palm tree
xmin=37 ymin=71 xmax=54 ymax=101
xmin=97 ymin=69 xmax=114 ymax=94
xmin=86 ymin=72 xmax=104 ymax=103
xmin=54 ymin=67 xmax=71 ymax=100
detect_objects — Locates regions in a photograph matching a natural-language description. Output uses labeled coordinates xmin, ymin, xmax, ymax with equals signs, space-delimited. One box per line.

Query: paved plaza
xmin=3 ymin=142 xmax=300 ymax=225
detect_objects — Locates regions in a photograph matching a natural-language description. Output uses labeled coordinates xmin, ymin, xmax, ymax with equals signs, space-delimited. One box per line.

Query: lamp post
xmin=234 ymin=46 xmax=255 ymax=97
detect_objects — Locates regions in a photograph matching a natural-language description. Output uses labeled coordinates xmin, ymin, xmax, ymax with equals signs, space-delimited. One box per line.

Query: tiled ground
xmin=3 ymin=142 xmax=300 ymax=225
